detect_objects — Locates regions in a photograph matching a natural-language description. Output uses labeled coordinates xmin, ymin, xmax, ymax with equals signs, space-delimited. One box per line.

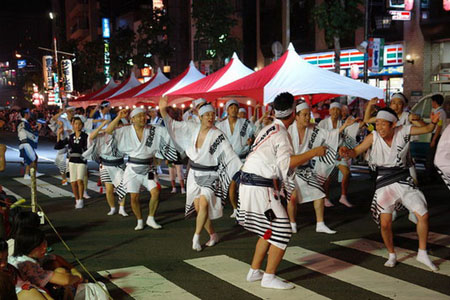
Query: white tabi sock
xmin=75 ymin=199 xmax=84 ymax=209
xmin=134 ymin=219 xmax=144 ymax=231
xmin=417 ymin=249 xmax=439 ymax=271
xmin=205 ymin=233 xmax=219 ymax=247
xmin=384 ymin=252 xmax=397 ymax=267
xmin=118 ymin=206 xmax=128 ymax=217
xmin=192 ymin=234 xmax=202 ymax=252
xmin=290 ymin=222 xmax=297 ymax=234
xmin=246 ymin=268 xmax=264 ymax=282
xmin=261 ymin=273 xmax=294 ymax=290
xmin=181 ymin=187 xmax=186 ymax=194
xmin=107 ymin=207 xmax=116 ymax=216
xmin=316 ymin=222 xmax=336 ymax=234
xmin=146 ymin=216 xmax=162 ymax=229
xmin=230 ymin=209 xmax=237 ymax=218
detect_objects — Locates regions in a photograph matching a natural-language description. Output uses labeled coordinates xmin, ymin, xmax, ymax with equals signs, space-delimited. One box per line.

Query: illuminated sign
xmin=368 ymin=38 xmax=384 ymax=73
xmin=102 ymin=18 xmax=110 ymax=38
xmin=141 ymin=67 xmax=151 ymax=77
xmin=153 ymin=0 xmax=164 ymax=9
xmin=61 ymin=59 xmax=73 ymax=92
xmin=17 ymin=60 xmax=27 ymax=69
xmin=389 ymin=10 xmax=411 ymax=21
xmin=104 ymin=39 xmax=110 ymax=83
xmin=42 ymin=56 xmax=53 ymax=89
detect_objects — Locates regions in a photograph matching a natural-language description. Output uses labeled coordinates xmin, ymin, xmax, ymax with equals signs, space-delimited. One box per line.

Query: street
xmin=1 ymin=132 xmax=450 ymax=300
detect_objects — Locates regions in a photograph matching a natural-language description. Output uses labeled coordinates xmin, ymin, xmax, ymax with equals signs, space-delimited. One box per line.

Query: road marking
xmin=52 ymin=175 xmax=100 ymax=194
xmin=6 ymin=145 xmax=55 ymax=162
xmin=185 ymin=255 xmax=329 ymax=300
xmin=13 ymin=177 xmax=73 ymax=198
xmin=1 ymin=186 xmax=25 ymax=200
xmin=398 ymin=232 xmax=450 ymax=249
xmin=284 ymin=246 xmax=449 ymax=299
xmin=332 ymin=238 xmax=449 ymax=276
xmin=98 ymin=266 xmax=199 ymax=300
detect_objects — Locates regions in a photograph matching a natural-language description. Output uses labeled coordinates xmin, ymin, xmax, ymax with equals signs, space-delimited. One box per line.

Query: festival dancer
xmin=340 ymin=107 xmax=440 ymax=271
xmin=105 ymin=108 xmax=177 ymax=230
xmin=85 ymin=120 xmax=129 ymax=216
xmin=288 ymin=101 xmax=356 ymax=234
xmin=160 ymin=97 xmax=242 ymax=252
xmin=17 ymin=108 xmax=44 ymax=179
xmin=183 ymin=98 xmax=206 ymax=123
xmin=55 ymin=116 xmax=89 ymax=209
xmin=237 ymin=93 xmax=327 ymax=290
xmin=435 ymin=125 xmax=450 ymax=191
xmin=318 ymin=102 xmax=358 ymax=207
xmin=216 ymin=99 xmax=255 ymax=218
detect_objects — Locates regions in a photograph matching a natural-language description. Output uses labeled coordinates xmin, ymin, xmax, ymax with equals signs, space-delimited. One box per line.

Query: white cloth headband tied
xmin=130 ymin=107 xmax=146 ymax=118
xmin=193 ymin=98 xmax=206 ymax=107
xmin=391 ymin=93 xmax=406 ymax=103
xmin=376 ymin=110 xmax=398 ymax=123
xmin=274 ymin=107 xmax=293 ymax=118
xmin=238 ymin=108 xmax=246 ymax=113
xmin=199 ymin=104 xmax=214 ymax=116
xmin=296 ymin=102 xmax=310 ymax=113
xmin=330 ymin=102 xmax=341 ymax=110
xmin=225 ymin=99 xmax=239 ymax=110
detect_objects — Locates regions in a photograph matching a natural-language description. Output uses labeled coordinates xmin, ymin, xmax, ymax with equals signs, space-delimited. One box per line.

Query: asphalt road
xmin=1 ymin=131 xmax=450 ymax=300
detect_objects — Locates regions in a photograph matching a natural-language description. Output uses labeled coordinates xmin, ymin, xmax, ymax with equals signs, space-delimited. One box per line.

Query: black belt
xmin=128 ymin=157 xmax=152 ymax=165
xmin=19 ymin=139 xmax=30 ymax=145
xmin=240 ymin=172 xmax=275 ymax=188
xmin=101 ymin=158 xmax=124 ymax=167
xmin=238 ymin=153 xmax=248 ymax=159
xmin=375 ymin=167 xmax=410 ymax=189
xmin=68 ymin=153 xmax=82 ymax=158
xmin=190 ymin=162 xmax=218 ymax=172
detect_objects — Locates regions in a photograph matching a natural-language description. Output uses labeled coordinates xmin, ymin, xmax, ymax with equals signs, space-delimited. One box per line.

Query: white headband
xmin=130 ymin=107 xmax=146 ymax=118
xmin=225 ymin=99 xmax=239 ymax=110
xmin=74 ymin=114 xmax=86 ymax=123
xmin=376 ymin=110 xmax=398 ymax=123
xmin=330 ymin=102 xmax=341 ymax=110
xmin=193 ymin=98 xmax=206 ymax=107
xmin=296 ymin=102 xmax=310 ymax=113
xmin=391 ymin=93 xmax=406 ymax=103
xmin=199 ymin=104 xmax=214 ymax=116
xmin=66 ymin=106 xmax=76 ymax=111
xmin=238 ymin=108 xmax=246 ymax=113
xmin=274 ymin=107 xmax=294 ymax=118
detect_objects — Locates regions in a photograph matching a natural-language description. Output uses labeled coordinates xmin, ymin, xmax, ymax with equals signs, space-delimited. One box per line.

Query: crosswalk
xmin=95 ymin=234 xmax=450 ymax=300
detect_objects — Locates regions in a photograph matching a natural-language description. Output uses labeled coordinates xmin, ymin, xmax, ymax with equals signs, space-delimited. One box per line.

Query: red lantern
xmin=405 ymin=0 xmax=414 ymax=11
xmin=350 ymin=64 xmax=360 ymax=79
xmin=444 ymin=0 xmax=450 ymax=11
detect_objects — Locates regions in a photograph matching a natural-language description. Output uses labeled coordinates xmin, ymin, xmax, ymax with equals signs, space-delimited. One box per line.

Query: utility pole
xmin=363 ymin=0 xmax=369 ymax=83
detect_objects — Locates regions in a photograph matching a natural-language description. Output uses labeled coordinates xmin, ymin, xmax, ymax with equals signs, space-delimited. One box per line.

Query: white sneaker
xmin=146 ymin=216 xmax=162 ymax=229
xmin=261 ymin=273 xmax=294 ymax=290
xmin=324 ymin=198 xmax=334 ymax=207
xmin=75 ymin=200 xmax=84 ymax=209
xmin=316 ymin=222 xmax=336 ymax=234
xmin=417 ymin=250 xmax=439 ymax=271
xmin=384 ymin=253 xmax=397 ymax=268
xmin=181 ymin=188 xmax=186 ymax=194
xmin=23 ymin=174 xmax=31 ymax=180
xmin=83 ymin=191 xmax=90 ymax=199
xmin=171 ymin=187 xmax=177 ymax=193
xmin=246 ymin=268 xmax=264 ymax=282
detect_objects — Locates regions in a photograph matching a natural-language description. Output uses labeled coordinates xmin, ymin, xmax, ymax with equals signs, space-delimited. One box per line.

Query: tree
xmin=134 ymin=8 xmax=173 ymax=70
xmin=312 ymin=0 xmax=363 ymax=73
xmin=192 ymin=0 xmax=241 ymax=70
xmin=109 ymin=27 xmax=136 ymax=79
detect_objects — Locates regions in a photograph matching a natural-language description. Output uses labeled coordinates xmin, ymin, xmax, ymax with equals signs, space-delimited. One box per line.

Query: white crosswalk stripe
xmin=0 ymin=186 xmax=25 ymax=200
xmin=284 ymin=246 xmax=449 ymax=299
xmin=98 ymin=266 xmax=199 ymax=299
xmin=13 ymin=177 xmax=73 ymax=198
xmin=332 ymin=238 xmax=449 ymax=275
xmin=52 ymin=175 xmax=101 ymax=194
xmin=398 ymin=232 xmax=450 ymax=249
xmin=185 ymin=254 xmax=330 ymax=300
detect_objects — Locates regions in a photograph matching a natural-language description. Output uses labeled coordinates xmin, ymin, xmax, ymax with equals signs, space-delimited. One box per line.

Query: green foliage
xmin=312 ymin=0 xmax=363 ymax=47
xmin=109 ymin=27 xmax=136 ymax=78
xmin=192 ymin=0 xmax=241 ymax=67
xmin=134 ymin=8 xmax=173 ymax=68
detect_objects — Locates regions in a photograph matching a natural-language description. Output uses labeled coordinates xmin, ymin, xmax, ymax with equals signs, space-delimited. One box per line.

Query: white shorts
xmin=69 ymin=162 xmax=87 ymax=182
xmin=122 ymin=164 xmax=157 ymax=194
xmin=376 ymin=181 xmax=428 ymax=216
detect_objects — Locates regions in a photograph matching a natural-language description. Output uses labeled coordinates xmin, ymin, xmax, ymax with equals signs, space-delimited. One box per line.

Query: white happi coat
xmin=216 ymin=118 xmax=254 ymax=158
xmin=237 ymin=119 xmax=295 ymax=250
xmin=165 ymin=117 xmax=242 ymax=220
xmin=435 ymin=125 xmax=450 ymax=190
xmin=369 ymin=125 xmax=427 ymax=224
xmin=114 ymin=124 xmax=176 ymax=193
xmin=288 ymin=123 xmax=340 ymax=203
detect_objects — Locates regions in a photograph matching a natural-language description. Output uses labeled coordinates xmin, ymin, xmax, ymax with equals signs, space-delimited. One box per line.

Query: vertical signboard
xmin=61 ymin=59 xmax=73 ymax=93
xmin=42 ymin=56 xmax=53 ymax=89
xmin=368 ymin=38 xmax=385 ymax=73
xmin=102 ymin=18 xmax=111 ymax=83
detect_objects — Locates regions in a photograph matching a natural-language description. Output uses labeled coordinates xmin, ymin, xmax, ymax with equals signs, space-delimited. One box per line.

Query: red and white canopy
xmin=92 ymin=72 xmax=141 ymax=101
xmin=108 ymin=68 xmax=169 ymax=107
xmin=167 ymin=53 xmax=253 ymax=105
xmin=70 ymin=79 xmax=119 ymax=106
xmin=134 ymin=61 xmax=205 ymax=102
xmin=208 ymin=43 xmax=384 ymax=105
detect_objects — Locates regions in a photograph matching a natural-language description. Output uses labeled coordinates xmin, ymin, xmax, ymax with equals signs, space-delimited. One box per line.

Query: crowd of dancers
xmin=8 ymin=91 xmax=450 ymax=290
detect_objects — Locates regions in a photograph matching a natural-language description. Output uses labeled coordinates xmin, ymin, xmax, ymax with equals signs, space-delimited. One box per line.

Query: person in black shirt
xmin=55 ymin=117 xmax=88 ymax=209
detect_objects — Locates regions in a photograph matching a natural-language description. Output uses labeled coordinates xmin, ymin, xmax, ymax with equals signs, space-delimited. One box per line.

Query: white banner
xmin=61 ymin=59 xmax=73 ymax=92
xmin=42 ymin=56 xmax=53 ymax=89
